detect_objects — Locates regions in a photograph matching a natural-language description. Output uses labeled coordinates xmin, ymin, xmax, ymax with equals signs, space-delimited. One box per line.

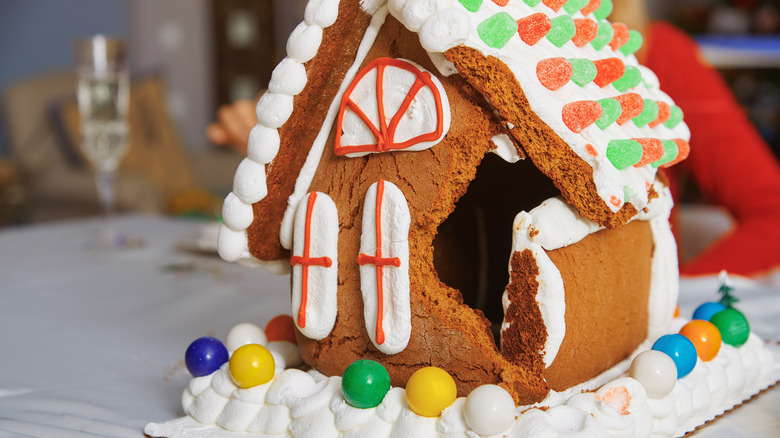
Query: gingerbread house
xmin=218 ymin=0 xmax=690 ymax=404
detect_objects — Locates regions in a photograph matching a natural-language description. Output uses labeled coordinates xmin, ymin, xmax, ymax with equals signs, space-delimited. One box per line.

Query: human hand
xmin=206 ymin=98 xmax=258 ymax=156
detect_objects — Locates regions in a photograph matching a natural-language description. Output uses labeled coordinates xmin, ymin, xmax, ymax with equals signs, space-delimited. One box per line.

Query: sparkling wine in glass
xmin=73 ymin=35 xmax=130 ymax=247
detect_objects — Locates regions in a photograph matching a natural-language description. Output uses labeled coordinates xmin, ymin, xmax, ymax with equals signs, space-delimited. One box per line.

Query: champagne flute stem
xmin=96 ymin=170 xmax=117 ymax=245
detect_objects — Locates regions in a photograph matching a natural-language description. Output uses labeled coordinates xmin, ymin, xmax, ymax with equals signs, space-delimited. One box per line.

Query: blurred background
xmin=0 ymin=0 xmax=778 ymax=228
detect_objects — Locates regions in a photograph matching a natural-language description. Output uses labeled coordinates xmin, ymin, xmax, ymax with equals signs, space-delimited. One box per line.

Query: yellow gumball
xmin=229 ymin=344 xmax=275 ymax=388
xmin=405 ymin=366 xmax=457 ymax=417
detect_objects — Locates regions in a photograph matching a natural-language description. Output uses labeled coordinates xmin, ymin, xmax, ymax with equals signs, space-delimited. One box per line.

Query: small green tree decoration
xmin=717 ymin=270 xmax=739 ymax=308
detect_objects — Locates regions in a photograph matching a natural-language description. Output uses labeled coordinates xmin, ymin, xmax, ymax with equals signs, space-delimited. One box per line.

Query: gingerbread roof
xmin=218 ymin=0 xmax=690 ymax=267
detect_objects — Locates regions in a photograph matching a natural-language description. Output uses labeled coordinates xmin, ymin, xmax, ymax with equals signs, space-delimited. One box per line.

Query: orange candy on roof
xmin=572 ymin=19 xmax=598 ymax=47
xmin=562 ymin=100 xmax=603 ymax=133
xmin=614 ymin=93 xmax=644 ymax=125
xmin=537 ymin=57 xmax=573 ymax=90
xmin=593 ymin=58 xmax=625 ymax=87
xmin=517 ymin=13 xmax=551 ymax=46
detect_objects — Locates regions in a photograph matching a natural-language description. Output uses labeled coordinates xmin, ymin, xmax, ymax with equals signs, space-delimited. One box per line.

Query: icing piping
xmin=291 ymin=191 xmax=339 ymax=340
xmin=357 ymin=180 xmax=402 ymax=345
xmin=359 ymin=180 xmax=411 ymax=354
xmin=290 ymin=192 xmax=333 ymax=329
xmin=335 ymin=58 xmax=449 ymax=156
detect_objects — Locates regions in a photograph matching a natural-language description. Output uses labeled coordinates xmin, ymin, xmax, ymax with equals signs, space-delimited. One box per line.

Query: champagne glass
xmin=72 ymin=35 xmax=130 ymax=248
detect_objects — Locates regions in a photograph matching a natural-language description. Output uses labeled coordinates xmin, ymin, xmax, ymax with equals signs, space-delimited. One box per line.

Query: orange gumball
xmin=674 ymin=303 xmax=680 ymax=318
xmin=679 ymin=320 xmax=722 ymax=361
xmin=265 ymin=314 xmax=298 ymax=344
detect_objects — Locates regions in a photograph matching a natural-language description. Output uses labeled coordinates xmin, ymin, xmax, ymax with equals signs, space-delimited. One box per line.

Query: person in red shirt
xmin=208 ymin=0 xmax=780 ymax=276
xmin=612 ymin=0 xmax=780 ymax=276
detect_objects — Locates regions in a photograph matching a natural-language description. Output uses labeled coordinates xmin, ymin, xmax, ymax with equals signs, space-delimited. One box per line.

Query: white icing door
xmin=290 ymin=192 xmax=338 ymax=340
xmin=358 ymin=180 xmax=411 ymax=354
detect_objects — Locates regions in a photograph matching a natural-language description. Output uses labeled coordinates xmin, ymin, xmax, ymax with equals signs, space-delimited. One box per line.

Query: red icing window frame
xmin=334 ymin=57 xmax=446 ymax=156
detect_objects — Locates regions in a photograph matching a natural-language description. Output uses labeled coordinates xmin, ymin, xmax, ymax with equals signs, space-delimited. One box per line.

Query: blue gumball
xmin=186 ymin=337 xmax=229 ymax=377
xmin=652 ymin=334 xmax=697 ymax=379
xmin=692 ymin=302 xmax=727 ymax=321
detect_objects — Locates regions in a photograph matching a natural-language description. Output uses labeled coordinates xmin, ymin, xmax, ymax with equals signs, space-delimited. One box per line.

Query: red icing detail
xmin=357 ymin=180 xmax=401 ymax=346
xmin=609 ymin=23 xmax=630 ymax=51
xmin=662 ymin=139 xmax=690 ymax=168
xmin=596 ymin=386 xmax=631 ymax=416
xmin=649 ymin=101 xmax=672 ymax=128
xmin=593 ymin=58 xmax=626 ymax=88
xmin=290 ymin=193 xmax=334 ymax=329
xmin=491 ymin=0 xmax=510 ymax=5
xmin=536 ymin=57 xmax=573 ymax=90
xmin=614 ymin=93 xmax=645 ymax=125
xmin=335 ymin=58 xmax=446 ymax=156
xmin=610 ymin=195 xmax=622 ymax=207
xmin=543 ymin=0 xmax=568 ymax=12
xmin=633 ymin=138 xmax=665 ymax=167
xmin=580 ymin=0 xmax=602 ymax=15
xmin=585 ymin=144 xmax=598 ymax=157
xmin=572 ymin=19 xmax=598 ymax=47
xmin=562 ymin=101 xmax=603 ymax=133
xmin=517 ymin=13 xmax=552 ymax=46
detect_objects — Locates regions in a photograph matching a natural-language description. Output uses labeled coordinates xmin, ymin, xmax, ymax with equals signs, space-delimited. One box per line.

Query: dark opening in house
xmin=433 ymin=152 xmax=561 ymax=342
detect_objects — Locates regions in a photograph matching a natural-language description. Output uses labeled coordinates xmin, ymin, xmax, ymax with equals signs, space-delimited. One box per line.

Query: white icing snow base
xmin=145 ymin=323 xmax=778 ymax=438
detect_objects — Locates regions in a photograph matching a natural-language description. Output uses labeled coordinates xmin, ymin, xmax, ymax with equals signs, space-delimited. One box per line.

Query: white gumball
xmin=629 ymin=350 xmax=677 ymax=399
xmin=226 ymin=322 xmax=267 ymax=351
xmin=464 ymin=384 xmax=516 ymax=436
xmin=267 ymin=341 xmax=302 ymax=368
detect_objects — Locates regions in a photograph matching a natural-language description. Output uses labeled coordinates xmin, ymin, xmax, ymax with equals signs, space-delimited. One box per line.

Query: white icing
xmin=337 ymin=58 xmax=451 ymax=157
xmin=359 ymin=180 xmax=412 ymax=354
xmin=147 ymin=328 xmax=776 ymax=438
xmin=257 ymin=92 xmax=296 ymax=129
xmin=269 ymin=58 xmax=309 ymax=96
xmin=489 ymin=133 xmax=523 ymax=163
xmin=291 ymin=192 xmax=339 ymax=340
xmin=221 ymin=192 xmax=254 ymax=230
xmin=232 ymin=158 xmax=267 ymax=204
xmin=305 ymin=0 xmax=341 ymax=27
xmin=286 ymin=22 xmax=324 ymax=63
xmin=418 ymin=8 xmax=471 ymax=55
xmin=504 ymin=210 xmax=566 ymax=369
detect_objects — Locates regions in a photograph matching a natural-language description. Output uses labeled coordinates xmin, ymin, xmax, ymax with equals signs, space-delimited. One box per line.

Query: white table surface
xmin=0 ymin=215 xmax=777 ymax=437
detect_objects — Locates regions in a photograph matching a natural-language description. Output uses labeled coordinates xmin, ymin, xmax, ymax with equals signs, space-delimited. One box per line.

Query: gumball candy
xmin=652 ymin=334 xmax=697 ymax=379
xmin=629 ymin=350 xmax=677 ymax=398
xmin=185 ymin=337 xmax=229 ymax=377
xmin=226 ymin=322 xmax=267 ymax=351
xmin=692 ymin=302 xmax=727 ymax=322
xmin=464 ymin=385 xmax=516 ymax=435
xmin=679 ymin=320 xmax=722 ymax=361
xmin=405 ymin=366 xmax=457 ymax=417
xmin=710 ymin=308 xmax=750 ymax=347
xmin=341 ymin=360 xmax=391 ymax=409
xmin=229 ymin=344 xmax=275 ymax=388
xmin=267 ymin=340 xmax=302 ymax=368
xmin=265 ymin=314 xmax=297 ymax=344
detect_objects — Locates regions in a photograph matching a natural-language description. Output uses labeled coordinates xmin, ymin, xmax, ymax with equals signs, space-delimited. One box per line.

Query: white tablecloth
xmin=0 ymin=215 xmax=777 ymax=437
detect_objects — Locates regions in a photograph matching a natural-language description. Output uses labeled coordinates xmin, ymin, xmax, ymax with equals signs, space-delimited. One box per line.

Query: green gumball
xmin=341 ymin=359 xmax=391 ymax=409
xmin=710 ymin=308 xmax=750 ymax=347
